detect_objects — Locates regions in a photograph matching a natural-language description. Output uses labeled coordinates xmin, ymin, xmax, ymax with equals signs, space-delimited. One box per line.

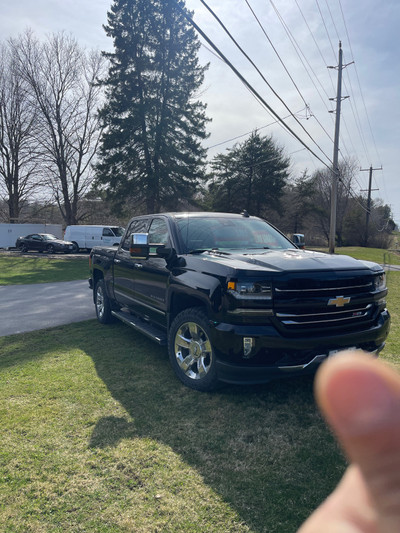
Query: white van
xmin=64 ymin=225 xmax=125 ymax=252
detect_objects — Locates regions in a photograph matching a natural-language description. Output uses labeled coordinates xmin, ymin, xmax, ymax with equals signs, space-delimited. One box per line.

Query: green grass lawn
xmin=312 ymin=246 xmax=400 ymax=265
xmin=0 ymin=250 xmax=398 ymax=532
xmin=0 ymin=321 xmax=346 ymax=532
xmin=0 ymin=254 xmax=89 ymax=285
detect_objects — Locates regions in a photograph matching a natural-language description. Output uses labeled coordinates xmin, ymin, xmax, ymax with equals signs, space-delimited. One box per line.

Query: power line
xmin=199 ymin=0 xmax=333 ymax=163
xmin=269 ymin=0 xmax=332 ymax=104
xmin=292 ymin=0 xmax=357 ymax=164
xmin=338 ymin=0 xmax=385 ymax=193
xmin=174 ymin=1 xmax=332 ymax=169
xmin=243 ymin=0 xmax=308 ymax=108
xmin=206 ymin=115 xmax=290 ymax=150
xmin=244 ymin=0 xmax=334 ymax=145
xmin=315 ymin=0 xmax=337 ymax=60
xmin=206 ymin=113 xmax=308 ymax=150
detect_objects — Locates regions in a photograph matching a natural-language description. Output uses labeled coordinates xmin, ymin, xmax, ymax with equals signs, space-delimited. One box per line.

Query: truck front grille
xmin=273 ymin=273 xmax=379 ymax=334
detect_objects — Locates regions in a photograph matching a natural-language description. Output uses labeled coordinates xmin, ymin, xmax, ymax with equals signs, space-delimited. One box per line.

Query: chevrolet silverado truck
xmin=89 ymin=212 xmax=390 ymax=391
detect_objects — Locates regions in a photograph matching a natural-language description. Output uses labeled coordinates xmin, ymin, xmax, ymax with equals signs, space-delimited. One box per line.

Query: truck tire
xmin=71 ymin=242 xmax=79 ymax=253
xmin=168 ymin=307 xmax=219 ymax=392
xmin=95 ymin=279 xmax=113 ymax=324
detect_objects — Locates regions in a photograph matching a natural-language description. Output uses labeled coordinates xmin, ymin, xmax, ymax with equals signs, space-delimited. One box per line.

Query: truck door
xmin=113 ymin=218 xmax=150 ymax=309
xmin=131 ymin=217 xmax=171 ymax=327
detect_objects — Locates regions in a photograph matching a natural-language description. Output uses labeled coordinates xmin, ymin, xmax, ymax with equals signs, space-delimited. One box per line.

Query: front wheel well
xmin=92 ymin=269 xmax=104 ymax=299
xmin=169 ymin=293 xmax=208 ymax=325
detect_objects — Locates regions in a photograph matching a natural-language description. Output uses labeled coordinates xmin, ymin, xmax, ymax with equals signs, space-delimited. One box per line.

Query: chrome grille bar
xmin=276 ymin=304 xmax=372 ymax=319
xmin=279 ymin=312 xmax=370 ymax=326
xmin=275 ymin=283 xmax=372 ymax=293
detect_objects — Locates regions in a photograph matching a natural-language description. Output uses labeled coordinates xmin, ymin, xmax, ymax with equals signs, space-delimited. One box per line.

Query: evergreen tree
xmin=207 ymin=132 xmax=290 ymax=217
xmin=96 ymin=0 xmax=210 ymax=214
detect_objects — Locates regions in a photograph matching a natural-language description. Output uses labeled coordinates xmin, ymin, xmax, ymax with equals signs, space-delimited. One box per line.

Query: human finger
xmin=315 ymin=351 xmax=400 ymax=533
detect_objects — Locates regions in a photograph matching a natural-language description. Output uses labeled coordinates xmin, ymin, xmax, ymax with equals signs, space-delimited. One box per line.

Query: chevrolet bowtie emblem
xmin=328 ymin=296 xmax=351 ymax=307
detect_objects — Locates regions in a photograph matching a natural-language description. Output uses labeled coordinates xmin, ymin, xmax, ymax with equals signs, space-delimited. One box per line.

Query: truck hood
xmin=194 ymin=248 xmax=381 ymax=273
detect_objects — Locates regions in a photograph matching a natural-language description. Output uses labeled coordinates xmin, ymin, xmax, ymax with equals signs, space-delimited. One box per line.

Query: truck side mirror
xmin=130 ymin=233 xmax=150 ymax=259
xmin=292 ymin=233 xmax=305 ymax=249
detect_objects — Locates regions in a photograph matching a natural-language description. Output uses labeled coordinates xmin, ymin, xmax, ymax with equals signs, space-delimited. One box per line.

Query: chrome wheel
xmin=96 ymin=284 xmax=105 ymax=319
xmin=94 ymin=279 xmax=113 ymax=323
xmin=174 ymin=321 xmax=213 ymax=380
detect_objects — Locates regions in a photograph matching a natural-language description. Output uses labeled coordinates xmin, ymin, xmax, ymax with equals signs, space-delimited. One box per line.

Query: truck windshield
xmin=176 ymin=216 xmax=295 ymax=252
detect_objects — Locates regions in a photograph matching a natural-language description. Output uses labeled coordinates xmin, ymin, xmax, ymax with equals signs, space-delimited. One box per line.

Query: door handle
xmin=114 ymin=258 xmax=121 ymax=263
xmin=134 ymin=263 xmax=143 ymax=269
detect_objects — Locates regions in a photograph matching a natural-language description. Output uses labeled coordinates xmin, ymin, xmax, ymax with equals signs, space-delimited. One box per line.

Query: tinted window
xmin=148 ymin=218 xmax=170 ymax=246
xmin=121 ymin=219 xmax=149 ymax=251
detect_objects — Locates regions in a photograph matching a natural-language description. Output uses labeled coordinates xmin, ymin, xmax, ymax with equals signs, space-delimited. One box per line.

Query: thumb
xmin=315 ymin=351 xmax=400 ymax=533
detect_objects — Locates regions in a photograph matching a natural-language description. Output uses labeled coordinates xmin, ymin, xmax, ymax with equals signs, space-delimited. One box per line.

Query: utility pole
xmin=360 ymin=165 xmax=382 ymax=246
xmin=328 ymin=42 xmax=351 ymax=254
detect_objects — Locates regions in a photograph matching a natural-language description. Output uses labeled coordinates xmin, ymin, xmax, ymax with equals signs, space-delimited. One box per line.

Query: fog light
xmin=243 ymin=337 xmax=255 ymax=358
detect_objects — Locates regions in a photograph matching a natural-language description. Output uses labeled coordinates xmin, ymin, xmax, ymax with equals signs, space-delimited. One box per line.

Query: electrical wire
xmin=206 ymin=112 xmax=307 ymax=150
xmin=338 ymin=0 xmax=377 ymax=156
xmin=244 ymin=0 xmax=335 ymax=145
xmin=199 ymin=0 xmax=333 ymax=164
xmin=338 ymin=0 xmax=386 ymax=201
xmin=174 ymin=0 xmax=333 ymax=170
xmin=243 ymin=0 xmax=308 ymax=108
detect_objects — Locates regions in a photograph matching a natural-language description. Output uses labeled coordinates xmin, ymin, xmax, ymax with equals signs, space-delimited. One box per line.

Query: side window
xmin=102 ymin=228 xmax=114 ymax=237
xmin=148 ymin=218 xmax=170 ymax=246
xmin=120 ymin=219 xmax=149 ymax=251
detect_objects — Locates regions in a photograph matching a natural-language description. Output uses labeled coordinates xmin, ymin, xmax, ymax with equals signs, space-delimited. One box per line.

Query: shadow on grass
xmin=81 ymin=322 xmax=345 ymax=532
xmin=0 ymin=320 xmax=346 ymax=532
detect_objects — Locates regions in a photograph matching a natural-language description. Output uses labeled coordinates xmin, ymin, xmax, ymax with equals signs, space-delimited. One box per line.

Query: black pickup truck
xmin=89 ymin=211 xmax=390 ymax=391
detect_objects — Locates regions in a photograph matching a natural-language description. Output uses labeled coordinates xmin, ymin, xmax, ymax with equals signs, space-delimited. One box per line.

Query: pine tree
xmin=207 ymin=132 xmax=290 ymax=217
xmin=96 ymin=0 xmax=210 ymax=214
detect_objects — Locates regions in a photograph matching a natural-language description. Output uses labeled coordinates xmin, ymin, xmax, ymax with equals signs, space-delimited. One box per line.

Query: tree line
xmin=0 ymin=0 xmax=395 ymax=247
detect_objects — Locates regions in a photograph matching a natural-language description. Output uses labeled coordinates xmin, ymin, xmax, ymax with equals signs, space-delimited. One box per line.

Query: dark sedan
xmin=15 ymin=233 xmax=74 ymax=254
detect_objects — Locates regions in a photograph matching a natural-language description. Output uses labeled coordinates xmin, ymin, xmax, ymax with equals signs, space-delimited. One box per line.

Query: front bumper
xmin=212 ymin=309 xmax=390 ymax=385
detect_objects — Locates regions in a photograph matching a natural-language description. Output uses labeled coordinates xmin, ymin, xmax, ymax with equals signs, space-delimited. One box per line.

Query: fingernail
xmin=325 ymin=368 xmax=395 ymax=436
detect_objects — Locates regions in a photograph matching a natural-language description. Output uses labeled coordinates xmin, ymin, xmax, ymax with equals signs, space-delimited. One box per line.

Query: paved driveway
xmin=0 ymin=280 xmax=96 ymax=337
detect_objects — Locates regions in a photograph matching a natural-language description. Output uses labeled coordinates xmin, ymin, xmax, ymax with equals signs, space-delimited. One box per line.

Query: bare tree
xmin=12 ymin=31 xmax=105 ymax=225
xmin=311 ymin=159 xmax=358 ymax=246
xmin=0 ymin=42 xmax=41 ymax=222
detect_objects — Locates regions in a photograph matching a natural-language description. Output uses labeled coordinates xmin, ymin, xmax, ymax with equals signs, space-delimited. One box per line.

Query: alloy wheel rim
xmin=96 ymin=287 xmax=105 ymax=318
xmin=174 ymin=321 xmax=212 ymax=380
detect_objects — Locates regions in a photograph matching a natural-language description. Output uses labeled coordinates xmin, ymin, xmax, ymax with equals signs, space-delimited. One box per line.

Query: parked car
xmin=64 ymin=225 xmax=125 ymax=252
xmin=15 ymin=233 xmax=75 ymax=254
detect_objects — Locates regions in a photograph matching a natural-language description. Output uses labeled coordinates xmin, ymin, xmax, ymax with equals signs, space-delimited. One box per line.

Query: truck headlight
xmin=228 ymin=281 xmax=272 ymax=300
xmin=373 ymin=273 xmax=386 ymax=292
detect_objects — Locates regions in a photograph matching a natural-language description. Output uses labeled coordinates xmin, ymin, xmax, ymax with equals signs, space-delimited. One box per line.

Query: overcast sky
xmin=1 ymin=0 xmax=399 ymax=224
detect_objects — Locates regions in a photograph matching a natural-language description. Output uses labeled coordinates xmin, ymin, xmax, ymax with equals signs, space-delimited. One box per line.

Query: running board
xmin=111 ymin=310 xmax=167 ymax=345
